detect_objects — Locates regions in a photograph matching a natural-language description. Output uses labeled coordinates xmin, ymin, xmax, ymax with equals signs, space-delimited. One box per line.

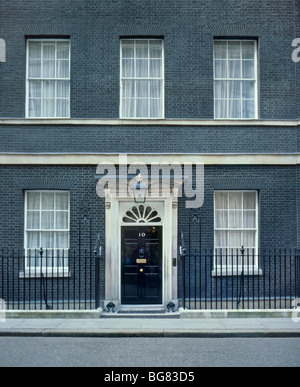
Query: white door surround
xmin=103 ymin=188 xmax=179 ymax=313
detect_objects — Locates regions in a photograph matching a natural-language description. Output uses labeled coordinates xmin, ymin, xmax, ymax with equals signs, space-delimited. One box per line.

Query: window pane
xmin=122 ymin=98 xmax=135 ymax=118
xmin=56 ymin=232 xmax=69 ymax=249
xmin=228 ymin=81 xmax=241 ymax=99
xmin=229 ymin=210 xmax=242 ymax=228
xmin=136 ymin=59 xmax=148 ymax=77
xmin=242 ymin=41 xmax=254 ymax=59
xmin=243 ymin=192 xmax=256 ymax=209
xmin=150 ymin=60 xmax=162 ymax=78
xmin=242 ymin=81 xmax=255 ymax=99
xmin=229 ymin=231 xmax=242 ymax=247
xmin=229 ymin=192 xmax=242 ymax=209
xmin=215 ymin=99 xmax=227 ymax=118
xmin=136 ymin=40 xmax=148 ymax=58
xmin=228 ymin=60 xmax=241 ymax=78
xmin=215 ymin=210 xmax=228 ymax=228
xmin=122 ymin=40 xmax=134 ymax=58
xmin=41 ymin=232 xmax=55 ymax=249
xmin=136 ymin=99 xmax=148 ymax=117
xmin=56 ymin=192 xmax=69 ymax=210
xmin=150 ymin=80 xmax=162 ymax=99
xmin=56 ymin=99 xmax=69 ymax=118
xmin=43 ymin=81 xmax=55 ymax=98
xmin=41 ymin=211 xmax=54 ymax=229
xmin=122 ymin=80 xmax=135 ymax=98
xmin=28 ymin=42 xmax=42 ymax=59
xmin=228 ymin=99 xmax=241 ymax=118
xmin=29 ymin=81 xmax=42 ymax=98
xmin=42 ymin=59 xmax=55 ymax=78
xmin=228 ymin=41 xmax=241 ymax=59
xmin=149 ymin=40 xmax=162 ymax=58
xmin=57 ymin=60 xmax=69 ymax=78
xmin=122 ymin=59 xmax=134 ymax=77
xmin=29 ymin=99 xmax=41 ymax=117
xmin=215 ymin=192 xmax=228 ymax=209
xmin=214 ymin=80 xmax=227 ymax=99
xmin=57 ymin=81 xmax=69 ymax=98
xmin=243 ymin=211 xmax=256 ymax=228
xmin=27 ymin=211 xmax=40 ymax=229
xmin=214 ymin=41 xmax=227 ymax=59
xmin=57 ymin=42 xmax=69 ymax=59
xmin=43 ymin=43 xmax=55 ymax=58
xmin=242 ymin=231 xmax=256 ymax=248
xmin=42 ymin=99 xmax=55 ymax=117
xmin=27 ymin=192 xmax=40 ymax=210
xmin=27 ymin=232 xmax=40 ymax=249
xmin=150 ymin=99 xmax=161 ymax=118
xmin=136 ymin=80 xmax=148 ymax=98
xmin=56 ymin=211 xmax=69 ymax=230
xmin=28 ymin=59 xmax=41 ymax=78
xmin=214 ymin=60 xmax=227 ymax=78
xmin=215 ymin=231 xmax=228 ymax=247
xmin=242 ymin=100 xmax=255 ymax=118
xmin=242 ymin=60 xmax=254 ymax=78
xmin=41 ymin=192 xmax=54 ymax=210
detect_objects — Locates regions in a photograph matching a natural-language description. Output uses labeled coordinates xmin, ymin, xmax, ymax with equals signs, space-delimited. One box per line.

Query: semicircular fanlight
xmin=122 ymin=205 xmax=162 ymax=223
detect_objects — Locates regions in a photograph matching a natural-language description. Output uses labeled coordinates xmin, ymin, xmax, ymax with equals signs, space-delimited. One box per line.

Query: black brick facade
xmin=0 ymin=0 xmax=299 ymax=309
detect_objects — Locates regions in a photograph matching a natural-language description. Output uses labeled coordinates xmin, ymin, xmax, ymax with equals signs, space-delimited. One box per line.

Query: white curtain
xmin=121 ymin=40 xmax=163 ymax=118
xmin=28 ymin=41 xmax=70 ymax=118
xmin=26 ymin=192 xmax=69 ymax=268
xmin=214 ymin=41 xmax=255 ymax=119
xmin=215 ymin=192 xmax=257 ymax=257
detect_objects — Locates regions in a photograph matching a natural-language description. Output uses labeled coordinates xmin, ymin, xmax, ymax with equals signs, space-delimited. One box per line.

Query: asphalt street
xmin=0 ymin=337 xmax=299 ymax=367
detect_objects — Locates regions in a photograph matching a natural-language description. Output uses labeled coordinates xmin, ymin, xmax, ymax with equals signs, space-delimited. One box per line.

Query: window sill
xmin=19 ymin=269 xmax=70 ymax=279
xmin=211 ymin=267 xmax=263 ymax=277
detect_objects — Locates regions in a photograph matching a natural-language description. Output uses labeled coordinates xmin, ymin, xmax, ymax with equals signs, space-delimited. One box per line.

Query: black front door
xmin=121 ymin=226 xmax=162 ymax=305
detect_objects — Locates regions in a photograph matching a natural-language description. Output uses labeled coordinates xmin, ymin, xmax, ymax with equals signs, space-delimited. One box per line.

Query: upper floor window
xmin=120 ymin=39 xmax=164 ymax=119
xmin=214 ymin=40 xmax=258 ymax=119
xmin=26 ymin=39 xmax=70 ymax=118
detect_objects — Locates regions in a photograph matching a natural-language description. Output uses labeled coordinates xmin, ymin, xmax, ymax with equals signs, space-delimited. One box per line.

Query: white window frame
xmin=120 ymin=38 xmax=165 ymax=119
xmin=213 ymin=39 xmax=258 ymax=120
xmin=26 ymin=39 xmax=71 ymax=119
xmin=24 ymin=190 xmax=70 ymax=277
xmin=213 ymin=190 xmax=261 ymax=276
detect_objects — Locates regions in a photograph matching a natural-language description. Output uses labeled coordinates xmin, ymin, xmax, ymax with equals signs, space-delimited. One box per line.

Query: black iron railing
xmin=180 ymin=248 xmax=300 ymax=310
xmin=0 ymin=248 xmax=101 ymax=310
xmin=1 ymin=247 xmax=299 ymax=311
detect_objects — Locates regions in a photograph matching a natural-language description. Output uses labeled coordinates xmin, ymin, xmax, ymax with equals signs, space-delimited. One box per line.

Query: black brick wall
xmin=0 ymin=0 xmax=298 ymax=120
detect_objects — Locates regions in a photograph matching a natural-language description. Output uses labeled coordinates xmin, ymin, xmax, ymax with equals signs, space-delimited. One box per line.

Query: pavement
xmin=0 ymin=309 xmax=300 ymax=338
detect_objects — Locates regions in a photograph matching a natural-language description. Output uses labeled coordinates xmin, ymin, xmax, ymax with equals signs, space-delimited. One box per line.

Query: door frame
xmin=103 ymin=189 xmax=179 ymax=312
xmin=121 ymin=225 xmax=163 ymax=305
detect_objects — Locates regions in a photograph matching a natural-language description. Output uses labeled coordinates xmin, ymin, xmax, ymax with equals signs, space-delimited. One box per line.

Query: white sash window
xmin=214 ymin=40 xmax=258 ymax=119
xmin=25 ymin=191 xmax=70 ymax=274
xmin=26 ymin=40 xmax=70 ymax=118
xmin=214 ymin=191 xmax=259 ymax=275
xmin=120 ymin=39 xmax=164 ymax=119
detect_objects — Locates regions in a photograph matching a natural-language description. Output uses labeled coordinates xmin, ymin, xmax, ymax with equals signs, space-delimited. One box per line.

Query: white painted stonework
xmin=103 ymin=188 xmax=179 ymax=313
